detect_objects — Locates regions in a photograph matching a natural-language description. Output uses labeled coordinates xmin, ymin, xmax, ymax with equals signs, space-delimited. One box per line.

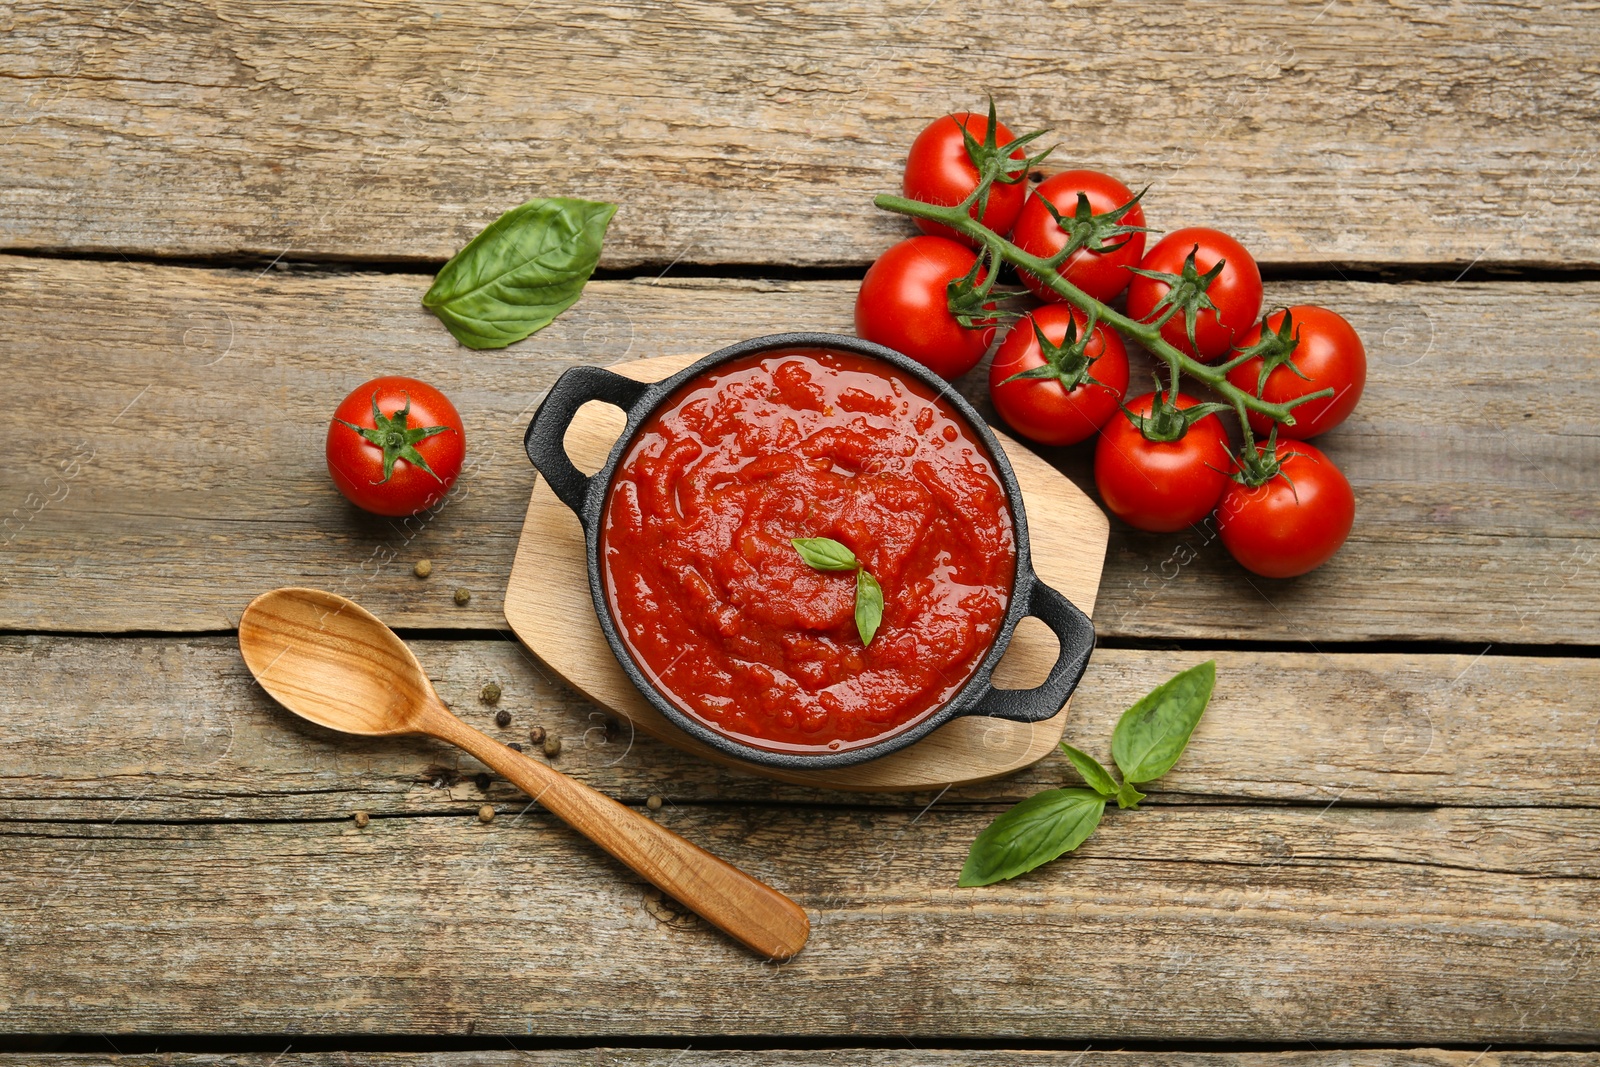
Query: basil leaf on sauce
xmin=423 ymin=197 xmax=617 ymax=350
xmin=1059 ymin=743 xmax=1119 ymax=798
xmin=854 ymin=569 xmax=883 ymax=647
xmin=790 ymin=538 xmax=883 ymax=647
xmin=790 ymin=537 xmax=859 ymax=571
xmin=1110 ymin=659 xmax=1216 ymax=784
xmin=958 ymin=788 xmax=1107 ymax=887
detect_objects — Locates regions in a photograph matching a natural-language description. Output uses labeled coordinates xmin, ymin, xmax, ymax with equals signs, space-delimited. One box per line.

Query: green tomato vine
xmin=872 ymin=133 xmax=1334 ymax=483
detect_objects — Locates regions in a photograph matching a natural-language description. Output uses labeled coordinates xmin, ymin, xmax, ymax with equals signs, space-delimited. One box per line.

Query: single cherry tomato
xmin=326 ymin=376 xmax=466 ymax=517
xmin=903 ymin=111 xmax=1029 ymax=245
xmin=1125 ymin=227 xmax=1262 ymax=362
xmin=988 ymin=304 xmax=1129 ymax=447
xmin=1094 ymin=392 xmax=1231 ymax=533
xmin=855 ymin=235 xmax=995 ymax=380
xmin=1011 ymin=170 xmax=1147 ymax=303
xmin=1218 ymin=440 xmax=1355 ymax=578
xmin=1226 ymin=305 xmax=1367 ymax=439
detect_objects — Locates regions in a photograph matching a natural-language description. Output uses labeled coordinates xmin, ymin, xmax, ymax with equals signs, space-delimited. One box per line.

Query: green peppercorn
xmin=413 ymin=559 xmax=432 ymax=579
xmin=453 ymin=586 xmax=471 ymax=606
xmin=481 ymin=682 xmax=503 ymax=706
xmin=543 ymin=737 xmax=561 ymax=758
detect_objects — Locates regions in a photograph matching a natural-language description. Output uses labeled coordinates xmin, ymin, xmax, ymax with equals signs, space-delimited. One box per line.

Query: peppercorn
xmin=507 ymin=742 xmax=523 ymax=753
xmin=413 ymin=559 xmax=433 ymax=579
xmin=543 ymin=736 xmax=562 ymax=758
xmin=478 ymin=805 xmax=495 ymax=823
xmin=453 ymin=586 xmax=472 ymax=605
xmin=481 ymin=681 xmax=502 ymax=705
xmin=494 ymin=709 xmax=511 ymax=729
xmin=353 ymin=810 xmax=370 ymax=828
xmin=646 ymin=795 xmax=663 ymax=811
xmin=528 ymin=726 xmax=546 ymax=745
xmin=475 ymin=773 xmax=491 ymax=792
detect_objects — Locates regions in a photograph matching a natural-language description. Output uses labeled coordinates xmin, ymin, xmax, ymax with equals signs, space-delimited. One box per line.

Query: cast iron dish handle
xmin=967 ymin=577 xmax=1097 ymax=723
xmin=524 ymin=366 xmax=651 ymax=522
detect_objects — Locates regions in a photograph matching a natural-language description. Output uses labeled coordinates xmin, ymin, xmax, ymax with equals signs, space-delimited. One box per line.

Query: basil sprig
xmin=959 ymin=661 xmax=1216 ymax=887
xmin=791 ymin=537 xmax=883 ymax=647
xmin=423 ymin=197 xmax=616 ymax=350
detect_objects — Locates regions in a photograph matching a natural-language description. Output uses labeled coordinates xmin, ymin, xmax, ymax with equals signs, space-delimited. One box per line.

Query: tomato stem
xmin=872 ymin=193 xmax=1334 ymax=429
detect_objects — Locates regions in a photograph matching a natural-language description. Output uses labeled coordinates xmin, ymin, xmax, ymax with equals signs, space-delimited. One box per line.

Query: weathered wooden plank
xmin=0 ymin=638 xmax=1590 ymax=818
xmin=1 ymin=1 xmax=1597 ymax=268
xmin=9 ymin=1054 xmax=1600 ymax=1067
xmin=1 ymin=804 xmax=1596 ymax=1039
xmin=2 ymin=256 xmax=1596 ymax=641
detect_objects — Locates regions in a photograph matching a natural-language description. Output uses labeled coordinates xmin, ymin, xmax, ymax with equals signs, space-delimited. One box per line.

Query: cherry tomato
xmin=326 ymin=376 xmax=465 ymax=517
xmin=1226 ymin=305 xmax=1366 ymax=439
xmin=855 ymin=235 xmax=995 ymax=380
xmin=903 ymin=112 xmax=1029 ymax=245
xmin=1011 ymin=170 xmax=1147 ymax=303
xmin=1094 ymin=393 xmax=1231 ymax=533
xmin=1125 ymin=227 xmax=1262 ymax=362
xmin=988 ymin=304 xmax=1129 ymax=447
xmin=1218 ymin=440 xmax=1355 ymax=578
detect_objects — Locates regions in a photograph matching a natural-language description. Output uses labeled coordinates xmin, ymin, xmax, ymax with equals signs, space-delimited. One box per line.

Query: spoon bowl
xmin=240 ymin=588 xmax=434 ymax=736
xmin=238 ymin=586 xmax=810 ymax=962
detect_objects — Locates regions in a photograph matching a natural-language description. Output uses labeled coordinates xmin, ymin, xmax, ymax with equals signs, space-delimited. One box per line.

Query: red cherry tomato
xmin=903 ymin=112 xmax=1029 ymax=245
xmin=1094 ymin=393 xmax=1231 ymax=533
xmin=855 ymin=235 xmax=995 ymax=380
xmin=1226 ymin=305 xmax=1367 ymax=439
xmin=1125 ymin=227 xmax=1262 ymax=362
xmin=1218 ymin=440 xmax=1355 ymax=577
xmin=988 ymin=304 xmax=1129 ymax=447
xmin=1011 ymin=170 xmax=1147 ymax=303
xmin=326 ymin=376 xmax=466 ymax=517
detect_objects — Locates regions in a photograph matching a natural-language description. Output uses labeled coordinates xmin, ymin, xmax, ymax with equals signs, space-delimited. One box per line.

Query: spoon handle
xmin=423 ymin=707 xmax=810 ymax=961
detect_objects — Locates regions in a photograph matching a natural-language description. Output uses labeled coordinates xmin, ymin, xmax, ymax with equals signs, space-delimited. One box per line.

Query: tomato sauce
xmin=601 ymin=349 xmax=1015 ymax=753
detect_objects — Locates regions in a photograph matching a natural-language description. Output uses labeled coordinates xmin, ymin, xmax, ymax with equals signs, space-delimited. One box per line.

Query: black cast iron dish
xmin=524 ymin=332 xmax=1096 ymax=771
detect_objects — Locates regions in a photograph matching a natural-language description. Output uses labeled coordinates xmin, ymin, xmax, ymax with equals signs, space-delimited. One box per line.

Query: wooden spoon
xmin=238 ymin=586 xmax=809 ymax=961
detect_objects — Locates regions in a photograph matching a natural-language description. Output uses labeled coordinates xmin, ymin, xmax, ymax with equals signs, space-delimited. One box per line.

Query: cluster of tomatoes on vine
xmin=854 ymin=103 xmax=1365 ymax=578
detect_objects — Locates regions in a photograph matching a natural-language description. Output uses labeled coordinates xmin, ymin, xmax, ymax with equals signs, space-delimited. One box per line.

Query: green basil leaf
xmin=855 ymin=568 xmax=883 ymax=647
xmin=1114 ymin=780 xmax=1147 ymax=810
xmin=423 ymin=197 xmax=617 ymax=350
xmin=791 ymin=537 xmax=859 ymax=571
xmin=1059 ymin=743 xmax=1119 ymax=797
xmin=1110 ymin=660 xmax=1216 ymax=784
xmin=958 ymin=788 xmax=1106 ymax=887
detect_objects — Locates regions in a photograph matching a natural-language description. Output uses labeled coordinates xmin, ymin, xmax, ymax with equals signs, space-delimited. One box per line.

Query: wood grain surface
xmin=0 ymin=637 xmax=1590 ymax=817
xmin=5 ymin=0 xmax=1600 ymax=1049
xmin=1 ymin=256 xmax=1595 ymax=643
xmin=2 ymin=798 xmax=1595 ymax=1039
xmin=2 ymin=1 xmax=1596 ymax=268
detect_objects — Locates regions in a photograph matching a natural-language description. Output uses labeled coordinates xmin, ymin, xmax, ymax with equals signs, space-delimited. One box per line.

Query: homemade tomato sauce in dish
xmin=600 ymin=349 xmax=1017 ymax=753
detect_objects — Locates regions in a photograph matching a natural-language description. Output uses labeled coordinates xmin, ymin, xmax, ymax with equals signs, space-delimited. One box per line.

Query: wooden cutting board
xmin=504 ymin=353 xmax=1110 ymax=792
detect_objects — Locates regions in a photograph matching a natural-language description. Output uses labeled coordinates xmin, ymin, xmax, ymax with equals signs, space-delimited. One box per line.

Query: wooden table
xmin=3 ymin=2 xmax=1598 ymax=1063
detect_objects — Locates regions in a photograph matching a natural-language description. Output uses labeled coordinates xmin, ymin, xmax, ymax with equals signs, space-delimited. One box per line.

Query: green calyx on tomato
xmin=1126 ymin=244 xmax=1228 ymax=358
xmin=1120 ymin=376 xmax=1229 ymax=444
xmin=957 ymin=98 xmax=1054 ymax=219
xmin=1041 ymin=186 xmax=1152 ymax=261
xmin=1224 ymin=307 xmax=1306 ymax=395
xmin=1000 ymin=310 xmax=1107 ymax=393
xmin=1231 ymin=427 xmax=1292 ymax=488
xmin=945 ymin=249 xmax=1003 ymax=330
xmin=334 ymin=393 xmax=452 ymax=484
